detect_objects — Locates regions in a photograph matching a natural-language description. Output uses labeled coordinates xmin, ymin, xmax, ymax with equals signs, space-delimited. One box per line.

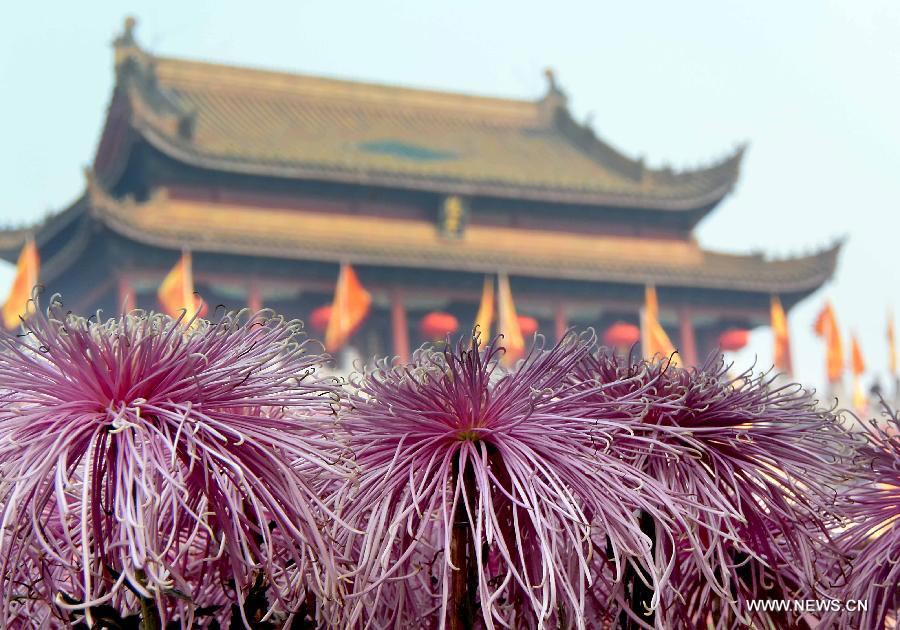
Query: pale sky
xmin=1 ymin=1 xmax=898 ymax=395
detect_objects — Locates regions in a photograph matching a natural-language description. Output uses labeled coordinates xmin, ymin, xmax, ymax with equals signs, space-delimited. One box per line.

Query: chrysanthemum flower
xmin=573 ymin=351 xmax=854 ymax=628
xmin=826 ymin=405 xmax=899 ymax=630
xmin=335 ymin=334 xmax=685 ymax=629
xmin=0 ymin=296 xmax=348 ymax=628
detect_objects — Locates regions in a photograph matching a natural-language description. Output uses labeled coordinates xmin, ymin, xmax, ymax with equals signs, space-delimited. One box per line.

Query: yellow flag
xmin=813 ymin=301 xmax=843 ymax=383
xmin=497 ymin=272 xmax=524 ymax=366
xmin=473 ymin=276 xmax=494 ymax=342
xmin=158 ymin=250 xmax=206 ymax=320
xmin=850 ymin=334 xmax=865 ymax=376
xmin=325 ymin=263 xmax=372 ymax=353
xmin=642 ymin=285 xmax=679 ymax=366
xmin=770 ymin=295 xmax=792 ymax=374
xmin=2 ymin=238 xmax=40 ymax=329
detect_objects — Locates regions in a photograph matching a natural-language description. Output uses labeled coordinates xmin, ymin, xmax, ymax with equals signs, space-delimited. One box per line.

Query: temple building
xmin=0 ymin=19 xmax=839 ymax=363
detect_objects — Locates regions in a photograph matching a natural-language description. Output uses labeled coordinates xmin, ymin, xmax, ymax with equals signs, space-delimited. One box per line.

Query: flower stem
xmin=620 ymin=510 xmax=656 ymax=629
xmin=135 ymin=570 xmax=162 ymax=630
xmin=140 ymin=596 xmax=161 ymax=630
xmin=448 ymin=455 xmax=477 ymax=630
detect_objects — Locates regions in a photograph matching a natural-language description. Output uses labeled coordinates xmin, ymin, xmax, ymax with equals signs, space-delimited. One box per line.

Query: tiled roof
xmin=66 ymin=186 xmax=834 ymax=295
xmin=105 ymin=31 xmax=743 ymax=210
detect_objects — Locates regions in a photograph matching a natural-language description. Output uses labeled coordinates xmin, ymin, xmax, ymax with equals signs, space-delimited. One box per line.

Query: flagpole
xmin=182 ymin=249 xmax=192 ymax=315
xmin=27 ymin=236 xmax=38 ymax=298
xmin=639 ymin=305 xmax=648 ymax=361
xmin=330 ymin=263 xmax=346 ymax=363
xmin=640 ymin=285 xmax=650 ymax=361
xmin=888 ymin=307 xmax=898 ymax=405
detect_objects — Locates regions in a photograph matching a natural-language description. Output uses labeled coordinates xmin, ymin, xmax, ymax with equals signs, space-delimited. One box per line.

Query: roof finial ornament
xmin=83 ymin=166 xmax=100 ymax=201
xmin=544 ymin=67 xmax=559 ymax=94
xmin=113 ymin=15 xmax=150 ymax=73
xmin=114 ymin=16 xmax=138 ymax=48
xmin=538 ymin=67 xmax=567 ymax=125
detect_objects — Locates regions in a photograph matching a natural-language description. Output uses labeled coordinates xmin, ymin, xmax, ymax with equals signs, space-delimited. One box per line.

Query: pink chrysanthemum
xmin=334 ymin=334 xmax=686 ymax=629
xmin=0 ymin=296 xmax=348 ymax=628
xmin=573 ymin=351 xmax=854 ymax=629
xmin=826 ymin=405 xmax=900 ymax=630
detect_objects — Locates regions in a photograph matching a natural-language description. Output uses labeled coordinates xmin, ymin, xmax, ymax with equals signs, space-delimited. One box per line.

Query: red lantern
xmin=603 ymin=321 xmax=641 ymax=348
xmin=310 ymin=304 xmax=332 ymax=332
xmin=517 ymin=315 xmax=539 ymax=337
xmin=718 ymin=328 xmax=749 ymax=352
xmin=420 ymin=311 xmax=459 ymax=339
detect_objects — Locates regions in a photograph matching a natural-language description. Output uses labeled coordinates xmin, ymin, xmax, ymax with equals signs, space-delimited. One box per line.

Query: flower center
xmin=457 ymin=429 xmax=480 ymax=442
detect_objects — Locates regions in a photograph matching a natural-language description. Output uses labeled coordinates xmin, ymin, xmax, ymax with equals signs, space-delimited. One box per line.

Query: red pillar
xmin=247 ymin=284 xmax=263 ymax=313
xmin=554 ymin=303 xmax=568 ymax=342
xmin=678 ymin=306 xmax=698 ymax=366
xmin=391 ymin=288 xmax=410 ymax=363
xmin=117 ymin=274 xmax=135 ymax=313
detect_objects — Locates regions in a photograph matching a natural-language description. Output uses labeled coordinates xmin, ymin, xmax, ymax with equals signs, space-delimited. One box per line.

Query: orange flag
xmin=473 ymin=275 xmax=495 ymax=342
xmin=158 ymin=250 xmax=206 ymax=320
xmin=2 ymin=238 xmax=40 ymax=330
xmin=770 ymin=295 xmax=792 ymax=374
xmin=642 ymin=285 xmax=679 ymax=366
xmin=813 ymin=301 xmax=843 ymax=383
xmin=496 ymin=272 xmax=524 ymax=366
xmin=850 ymin=334 xmax=866 ymax=375
xmin=850 ymin=334 xmax=866 ymax=413
xmin=888 ymin=310 xmax=896 ymax=375
xmin=325 ymin=263 xmax=371 ymax=353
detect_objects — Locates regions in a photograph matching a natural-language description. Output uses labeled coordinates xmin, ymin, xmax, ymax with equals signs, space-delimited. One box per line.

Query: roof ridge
xmin=113 ymin=18 xmax=544 ymax=125
xmin=152 ymin=56 xmax=544 ymax=124
xmin=553 ymin=106 xmax=746 ymax=186
xmin=703 ymin=240 xmax=843 ymax=268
